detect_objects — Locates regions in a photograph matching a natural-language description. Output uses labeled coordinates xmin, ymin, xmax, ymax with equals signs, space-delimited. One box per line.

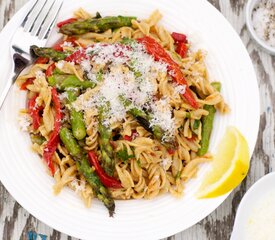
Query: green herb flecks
xmin=116 ymin=147 xmax=134 ymax=163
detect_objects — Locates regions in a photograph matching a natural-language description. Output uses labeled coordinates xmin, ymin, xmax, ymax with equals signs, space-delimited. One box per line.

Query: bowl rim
xmin=245 ymin=0 xmax=275 ymax=55
xmin=231 ymin=172 xmax=275 ymax=239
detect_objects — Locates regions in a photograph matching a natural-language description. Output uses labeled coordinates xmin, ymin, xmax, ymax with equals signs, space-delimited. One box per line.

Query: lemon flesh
xmin=197 ymin=126 xmax=250 ymax=198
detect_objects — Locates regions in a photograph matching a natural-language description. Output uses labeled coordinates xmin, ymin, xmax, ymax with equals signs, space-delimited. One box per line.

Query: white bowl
xmin=246 ymin=0 xmax=275 ymax=55
xmin=231 ymin=172 xmax=275 ymax=240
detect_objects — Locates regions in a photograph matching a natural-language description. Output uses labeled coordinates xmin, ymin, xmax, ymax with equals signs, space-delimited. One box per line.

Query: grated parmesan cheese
xmin=18 ymin=114 xmax=31 ymax=131
xmin=81 ymin=59 xmax=92 ymax=72
xmin=161 ymin=157 xmax=173 ymax=170
xmin=73 ymin=42 xmax=177 ymax=140
xmin=149 ymin=97 xmax=176 ymax=141
xmin=70 ymin=179 xmax=85 ymax=194
xmin=85 ymin=42 xmax=168 ymax=76
xmin=58 ymin=92 xmax=68 ymax=101
xmin=61 ymin=41 xmax=74 ymax=48
xmin=80 ymin=59 xmax=97 ymax=82
xmin=56 ymin=60 xmax=65 ymax=70
xmin=35 ymin=70 xmax=45 ymax=79
xmin=173 ymin=83 xmax=186 ymax=97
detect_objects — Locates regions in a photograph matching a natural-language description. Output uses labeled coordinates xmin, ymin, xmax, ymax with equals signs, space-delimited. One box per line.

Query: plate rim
xmin=0 ymin=0 xmax=260 ymax=239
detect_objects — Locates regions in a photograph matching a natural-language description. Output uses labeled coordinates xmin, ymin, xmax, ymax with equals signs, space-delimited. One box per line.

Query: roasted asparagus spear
xmin=77 ymin=158 xmax=115 ymax=217
xmin=119 ymin=96 xmax=175 ymax=148
xmin=60 ymin=16 xmax=137 ymax=35
xmin=31 ymin=45 xmax=67 ymax=61
xmin=197 ymin=82 xmax=221 ymax=156
xmin=66 ymin=90 xmax=87 ymax=141
xmin=59 ymin=127 xmax=115 ymax=216
xmin=98 ymin=105 xmax=115 ymax=176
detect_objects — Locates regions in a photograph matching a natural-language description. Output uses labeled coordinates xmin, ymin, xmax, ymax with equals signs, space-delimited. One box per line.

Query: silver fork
xmin=0 ymin=0 xmax=63 ymax=109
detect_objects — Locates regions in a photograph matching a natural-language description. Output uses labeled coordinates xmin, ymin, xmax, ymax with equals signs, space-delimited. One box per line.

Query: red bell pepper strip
xmin=20 ymin=77 xmax=35 ymax=90
xmin=137 ymin=36 xmax=198 ymax=109
xmin=167 ymin=148 xmax=176 ymax=155
xmin=57 ymin=18 xmax=77 ymax=28
xmin=53 ymin=37 xmax=77 ymax=51
xmin=109 ymin=140 xmax=117 ymax=149
xmin=66 ymin=43 xmax=127 ymax=64
xmin=171 ymin=32 xmax=188 ymax=43
xmin=28 ymin=94 xmax=41 ymax=130
xmin=43 ymin=88 xmax=62 ymax=175
xmin=65 ymin=49 xmax=88 ymax=64
xmin=123 ymin=135 xmax=132 ymax=141
xmin=88 ymin=151 xmax=122 ymax=189
xmin=123 ymin=130 xmax=139 ymax=141
xmin=176 ymin=42 xmax=188 ymax=58
xmin=45 ymin=63 xmax=56 ymax=77
xmin=53 ymin=39 xmax=65 ymax=52
xmin=35 ymin=57 xmax=49 ymax=64
xmin=187 ymin=135 xmax=197 ymax=142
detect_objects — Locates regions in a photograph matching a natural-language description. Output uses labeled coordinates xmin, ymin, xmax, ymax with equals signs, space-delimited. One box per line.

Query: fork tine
xmin=23 ymin=0 xmax=47 ymax=32
xmin=21 ymin=0 xmax=38 ymax=28
xmin=38 ymin=0 xmax=64 ymax=40
xmin=30 ymin=0 xmax=56 ymax=36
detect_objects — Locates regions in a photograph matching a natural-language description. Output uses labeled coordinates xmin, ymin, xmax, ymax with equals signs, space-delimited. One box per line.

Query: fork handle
xmin=0 ymin=54 xmax=29 ymax=109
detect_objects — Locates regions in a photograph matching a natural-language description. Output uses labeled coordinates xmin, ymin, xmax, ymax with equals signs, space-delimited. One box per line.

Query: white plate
xmin=0 ymin=0 xmax=260 ymax=239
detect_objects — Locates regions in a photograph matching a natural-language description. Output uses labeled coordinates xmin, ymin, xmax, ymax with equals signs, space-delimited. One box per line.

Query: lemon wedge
xmin=197 ymin=126 xmax=250 ymax=198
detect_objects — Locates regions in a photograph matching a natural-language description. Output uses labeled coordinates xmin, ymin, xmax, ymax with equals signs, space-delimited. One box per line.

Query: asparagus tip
xmin=135 ymin=116 xmax=152 ymax=133
xmin=108 ymin=203 xmax=115 ymax=217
